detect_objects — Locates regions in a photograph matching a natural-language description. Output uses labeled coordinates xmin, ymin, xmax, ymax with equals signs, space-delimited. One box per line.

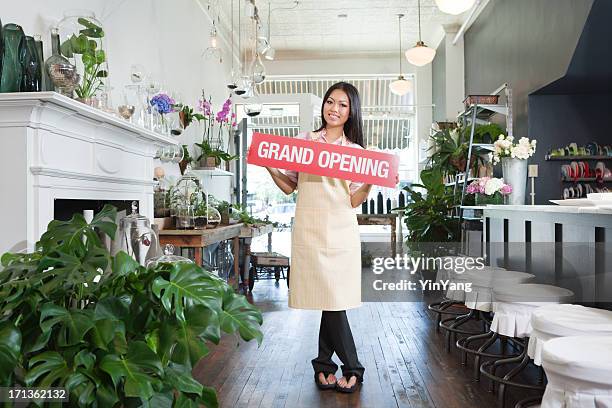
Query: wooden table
xmin=357 ymin=213 xmax=399 ymax=257
xmin=239 ymin=223 xmax=274 ymax=292
xmin=159 ymin=223 xmax=244 ymax=288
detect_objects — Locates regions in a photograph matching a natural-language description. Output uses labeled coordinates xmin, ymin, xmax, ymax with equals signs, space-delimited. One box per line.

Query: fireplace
xmin=0 ymin=92 xmax=177 ymax=254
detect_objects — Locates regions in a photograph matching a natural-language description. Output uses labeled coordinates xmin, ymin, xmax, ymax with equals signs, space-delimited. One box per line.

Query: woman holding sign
xmin=264 ymin=82 xmax=372 ymax=393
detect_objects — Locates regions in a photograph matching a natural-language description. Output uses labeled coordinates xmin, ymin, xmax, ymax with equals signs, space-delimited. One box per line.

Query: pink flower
xmin=501 ymin=184 xmax=513 ymax=195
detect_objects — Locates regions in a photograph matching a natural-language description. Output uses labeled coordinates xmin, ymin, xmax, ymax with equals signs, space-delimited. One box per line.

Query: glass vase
xmin=0 ymin=23 xmax=25 ymax=92
xmin=45 ymin=27 xmax=79 ymax=97
xmin=57 ymin=10 xmax=109 ymax=101
xmin=20 ymin=36 xmax=42 ymax=91
xmin=0 ymin=19 xmax=4 ymax=85
xmin=475 ymin=192 xmax=504 ymax=205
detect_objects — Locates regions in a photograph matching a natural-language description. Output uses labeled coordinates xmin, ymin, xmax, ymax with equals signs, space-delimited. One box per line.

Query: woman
xmin=264 ymin=82 xmax=372 ymax=393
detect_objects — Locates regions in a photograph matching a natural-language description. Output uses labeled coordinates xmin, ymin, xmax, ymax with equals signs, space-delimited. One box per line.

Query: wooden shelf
xmin=546 ymin=155 xmax=612 ymax=161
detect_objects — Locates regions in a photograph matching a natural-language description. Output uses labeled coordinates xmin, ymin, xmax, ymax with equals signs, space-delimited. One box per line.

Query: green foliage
xmin=231 ymin=204 xmax=277 ymax=227
xmin=0 ymin=205 xmax=263 ymax=406
xmin=466 ymin=123 xmax=504 ymax=144
xmin=195 ymin=140 xmax=238 ymax=163
xmin=181 ymin=145 xmax=193 ymax=164
xmin=173 ymin=104 xmax=207 ymax=129
xmin=400 ymin=168 xmax=459 ymax=243
xmin=60 ymin=18 xmax=107 ymax=99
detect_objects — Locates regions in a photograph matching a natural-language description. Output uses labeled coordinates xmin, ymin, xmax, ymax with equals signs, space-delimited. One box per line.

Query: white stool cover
xmin=528 ymin=304 xmax=612 ymax=366
xmin=490 ymin=284 xmax=574 ymax=338
xmin=459 ymin=269 xmax=535 ymax=312
xmin=439 ymin=259 xmax=502 ymax=302
xmin=541 ymin=336 xmax=612 ymax=408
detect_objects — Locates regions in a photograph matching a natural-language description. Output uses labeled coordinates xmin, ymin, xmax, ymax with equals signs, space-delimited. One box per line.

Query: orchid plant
xmin=490 ymin=135 xmax=537 ymax=165
xmin=195 ymin=92 xmax=238 ymax=164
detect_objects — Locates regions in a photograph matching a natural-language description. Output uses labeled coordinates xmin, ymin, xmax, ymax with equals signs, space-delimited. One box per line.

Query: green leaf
xmin=152 ymin=263 xmax=223 ymax=321
xmin=60 ymin=37 xmax=74 ymax=58
xmin=219 ymin=289 xmax=263 ymax=345
xmin=0 ymin=321 xmax=21 ymax=384
xmin=81 ymin=52 xmax=96 ymax=68
xmin=94 ymin=296 xmax=130 ymax=321
xmin=100 ymin=341 xmax=163 ymax=400
xmin=90 ymin=204 xmax=118 ymax=239
xmin=89 ymin=319 xmax=125 ymax=351
xmin=199 ymin=386 xmax=219 ymax=408
xmin=80 ymin=28 xmax=104 ymax=38
xmin=25 ymin=352 xmax=70 ymax=387
xmin=174 ymin=392 xmax=199 ymax=408
xmin=147 ymin=391 xmax=174 ymax=408
xmin=95 ymin=49 xmax=106 ymax=64
xmin=39 ymin=303 xmax=95 ymax=347
xmin=165 ymin=364 xmax=203 ymax=395
xmin=96 ymin=70 xmax=109 ymax=78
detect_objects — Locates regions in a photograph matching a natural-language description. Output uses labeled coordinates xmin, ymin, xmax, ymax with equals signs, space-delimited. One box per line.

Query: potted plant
xmin=0 ymin=205 xmax=263 ymax=407
xmin=179 ymin=144 xmax=193 ymax=175
xmin=216 ymin=201 xmax=232 ymax=225
xmin=195 ymin=140 xmax=237 ymax=169
xmin=195 ymin=94 xmax=238 ymax=169
xmin=466 ymin=177 xmax=513 ymax=205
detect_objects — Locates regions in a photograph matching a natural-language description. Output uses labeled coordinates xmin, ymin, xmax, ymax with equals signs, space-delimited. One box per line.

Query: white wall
xmin=3 ymin=0 xmax=233 ymax=181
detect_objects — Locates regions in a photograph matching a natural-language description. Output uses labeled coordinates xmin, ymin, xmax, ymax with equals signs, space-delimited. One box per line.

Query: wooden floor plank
xmin=195 ymin=280 xmax=541 ymax=408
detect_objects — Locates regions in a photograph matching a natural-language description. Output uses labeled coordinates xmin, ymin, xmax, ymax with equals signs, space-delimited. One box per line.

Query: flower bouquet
xmin=490 ymin=135 xmax=537 ymax=164
xmin=466 ymin=177 xmax=512 ymax=205
xmin=489 ymin=135 xmax=537 ymax=205
xmin=149 ymin=92 xmax=175 ymax=135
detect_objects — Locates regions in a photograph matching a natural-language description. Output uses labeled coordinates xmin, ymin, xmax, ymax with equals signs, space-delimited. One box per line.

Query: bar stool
xmin=440 ymin=268 xmax=535 ymax=353
xmin=459 ymin=284 xmax=572 ymax=381
xmin=527 ymin=304 xmax=612 ymax=366
xmin=472 ymin=284 xmax=574 ymax=407
xmin=428 ymin=256 xmax=479 ymax=332
xmin=541 ymin=336 xmax=612 ymax=407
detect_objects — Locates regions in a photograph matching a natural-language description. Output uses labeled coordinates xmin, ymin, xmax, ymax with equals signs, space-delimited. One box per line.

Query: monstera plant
xmin=0 ymin=205 xmax=263 ymax=407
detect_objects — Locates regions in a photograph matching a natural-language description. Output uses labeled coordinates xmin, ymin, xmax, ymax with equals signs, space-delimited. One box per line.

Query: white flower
xmin=485 ymin=178 xmax=504 ymax=195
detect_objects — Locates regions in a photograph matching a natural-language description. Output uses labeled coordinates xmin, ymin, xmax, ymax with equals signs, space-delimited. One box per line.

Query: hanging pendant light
xmin=244 ymin=84 xmax=262 ymax=117
xmin=227 ymin=0 xmax=237 ymax=89
xmin=263 ymin=1 xmax=275 ymax=60
xmin=435 ymin=0 xmax=476 ymax=15
xmin=251 ymin=52 xmax=266 ymax=84
xmin=389 ymin=14 xmax=411 ymax=96
xmin=405 ymin=0 xmax=436 ymax=67
xmin=203 ymin=21 xmax=222 ymax=63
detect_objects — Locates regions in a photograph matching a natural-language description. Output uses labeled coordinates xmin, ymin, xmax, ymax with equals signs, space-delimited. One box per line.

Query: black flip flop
xmin=335 ymin=375 xmax=363 ymax=393
xmin=314 ymin=372 xmax=336 ymax=390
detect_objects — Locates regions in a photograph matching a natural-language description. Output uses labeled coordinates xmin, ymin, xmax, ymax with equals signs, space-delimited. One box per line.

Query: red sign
xmin=247 ymin=132 xmax=399 ymax=188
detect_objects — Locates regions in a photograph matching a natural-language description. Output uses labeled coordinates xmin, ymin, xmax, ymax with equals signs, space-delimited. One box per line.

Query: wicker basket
xmin=463 ymin=95 xmax=499 ymax=107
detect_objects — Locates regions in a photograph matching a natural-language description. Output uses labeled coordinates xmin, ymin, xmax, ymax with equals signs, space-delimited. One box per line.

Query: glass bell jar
xmin=57 ymin=10 xmax=109 ymax=106
xmin=115 ymin=201 xmax=160 ymax=266
xmin=146 ymin=244 xmax=193 ymax=269
xmin=171 ymin=164 xmax=205 ymax=229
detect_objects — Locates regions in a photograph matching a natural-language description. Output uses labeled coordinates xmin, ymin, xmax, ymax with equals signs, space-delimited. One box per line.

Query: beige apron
xmin=288 ymin=132 xmax=362 ymax=311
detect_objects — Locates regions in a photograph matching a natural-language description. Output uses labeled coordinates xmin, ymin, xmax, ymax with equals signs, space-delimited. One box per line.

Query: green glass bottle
xmin=20 ymin=35 xmax=42 ymax=91
xmin=0 ymin=19 xmax=4 ymax=84
xmin=34 ymin=34 xmax=51 ymax=91
xmin=0 ymin=23 xmax=25 ymax=92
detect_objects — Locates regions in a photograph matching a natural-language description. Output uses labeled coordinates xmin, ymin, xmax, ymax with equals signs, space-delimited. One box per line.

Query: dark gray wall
xmin=432 ymin=39 xmax=446 ymax=122
xmin=465 ymin=0 xmax=593 ymax=137
xmin=465 ymin=0 xmax=594 ymax=203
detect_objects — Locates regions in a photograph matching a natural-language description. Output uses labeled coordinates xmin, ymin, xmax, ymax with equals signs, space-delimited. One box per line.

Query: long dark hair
xmin=315 ymin=82 xmax=364 ymax=147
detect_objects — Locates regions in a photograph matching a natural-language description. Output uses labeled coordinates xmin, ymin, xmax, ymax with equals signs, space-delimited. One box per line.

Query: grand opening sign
xmin=247 ymin=132 xmax=399 ymax=188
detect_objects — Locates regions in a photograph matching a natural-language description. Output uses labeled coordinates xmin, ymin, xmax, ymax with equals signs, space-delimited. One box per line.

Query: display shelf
xmin=191 ymin=168 xmax=234 ymax=177
xmin=457 ymin=104 xmax=508 ymax=120
xmin=545 ymin=155 xmax=612 ymax=161
xmin=561 ymin=177 xmax=612 ymax=182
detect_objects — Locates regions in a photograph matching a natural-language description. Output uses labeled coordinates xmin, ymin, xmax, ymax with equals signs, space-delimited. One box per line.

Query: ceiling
xmin=210 ymin=0 xmax=473 ymax=59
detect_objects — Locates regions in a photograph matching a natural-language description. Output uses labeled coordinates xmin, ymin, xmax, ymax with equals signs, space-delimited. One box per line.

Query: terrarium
xmin=171 ymin=165 xmax=205 ymax=229
xmin=115 ymin=201 xmax=159 ymax=266
xmin=146 ymin=244 xmax=193 ymax=269
xmin=57 ymin=10 xmax=109 ymax=105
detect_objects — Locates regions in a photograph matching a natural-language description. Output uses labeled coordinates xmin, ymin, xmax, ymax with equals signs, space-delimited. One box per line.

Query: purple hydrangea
xmin=150 ymin=93 xmax=176 ymax=114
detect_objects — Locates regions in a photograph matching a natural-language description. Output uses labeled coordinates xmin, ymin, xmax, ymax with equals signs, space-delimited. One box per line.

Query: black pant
xmin=311 ymin=310 xmax=365 ymax=381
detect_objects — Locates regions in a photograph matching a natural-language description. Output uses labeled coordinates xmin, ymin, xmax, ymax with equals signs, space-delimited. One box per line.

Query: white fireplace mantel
xmin=0 ymin=92 xmax=178 ymax=254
